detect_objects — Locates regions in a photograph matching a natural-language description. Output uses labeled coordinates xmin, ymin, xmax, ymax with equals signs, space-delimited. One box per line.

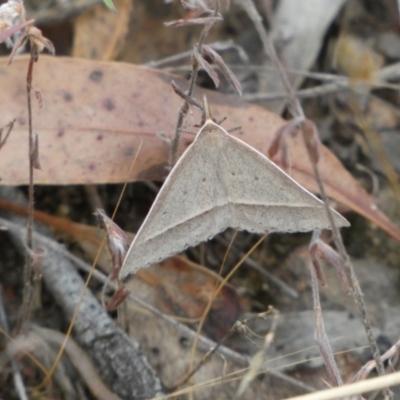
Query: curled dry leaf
xmin=268 ymin=116 xmax=305 ymax=166
xmin=27 ymin=26 xmax=55 ymax=55
xmin=193 ymin=44 xmax=220 ymax=88
xmin=310 ymin=234 xmax=349 ymax=294
xmin=0 ymin=56 xmax=400 ymax=244
xmin=8 ymin=25 xmax=54 ymax=64
xmin=32 ymin=131 xmax=41 ymax=170
xmin=268 ymin=119 xmax=297 ymax=168
xmin=202 ymin=44 xmax=242 ymax=95
xmin=94 ymin=208 xmax=128 ymax=279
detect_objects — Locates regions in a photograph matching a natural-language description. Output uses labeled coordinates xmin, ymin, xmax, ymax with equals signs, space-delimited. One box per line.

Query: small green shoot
xmin=103 ymin=0 xmax=117 ymax=13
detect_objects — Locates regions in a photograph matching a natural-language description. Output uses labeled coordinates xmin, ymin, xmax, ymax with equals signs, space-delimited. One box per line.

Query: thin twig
xmin=169 ymin=5 xmax=220 ymax=166
xmin=145 ymin=39 xmax=248 ymax=68
xmin=0 ymin=119 xmax=15 ymax=151
xmin=309 ymin=257 xmax=343 ymax=386
xmin=167 ymin=62 xmax=400 ymax=101
xmin=26 ymin=45 xmax=37 ymax=251
xmin=16 ymin=45 xmax=39 ymax=333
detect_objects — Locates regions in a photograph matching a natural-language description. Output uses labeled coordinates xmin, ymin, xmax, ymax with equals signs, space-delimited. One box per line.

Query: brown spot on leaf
xmin=63 ymin=91 xmax=73 ymax=102
xmin=123 ymin=147 xmax=134 ymax=157
xmin=103 ymin=98 xmax=115 ymax=111
xmin=89 ymin=69 xmax=103 ymax=83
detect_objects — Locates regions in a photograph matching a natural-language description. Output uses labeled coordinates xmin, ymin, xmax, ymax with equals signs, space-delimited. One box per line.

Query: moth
xmin=120 ymin=107 xmax=349 ymax=279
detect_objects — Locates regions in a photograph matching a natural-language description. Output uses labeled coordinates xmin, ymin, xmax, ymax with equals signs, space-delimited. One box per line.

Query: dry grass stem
xmin=310 ymin=259 xmax=343 ymax=387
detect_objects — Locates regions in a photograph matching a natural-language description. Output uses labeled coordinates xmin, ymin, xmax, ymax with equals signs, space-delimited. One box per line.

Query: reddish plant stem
xmin=310 ymin=254 xmax=343 ymax=387
xmin=26 ymin=48 xmax=36 ymax=249
xmin=16 ymin=46 xmax=38 ymax=333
